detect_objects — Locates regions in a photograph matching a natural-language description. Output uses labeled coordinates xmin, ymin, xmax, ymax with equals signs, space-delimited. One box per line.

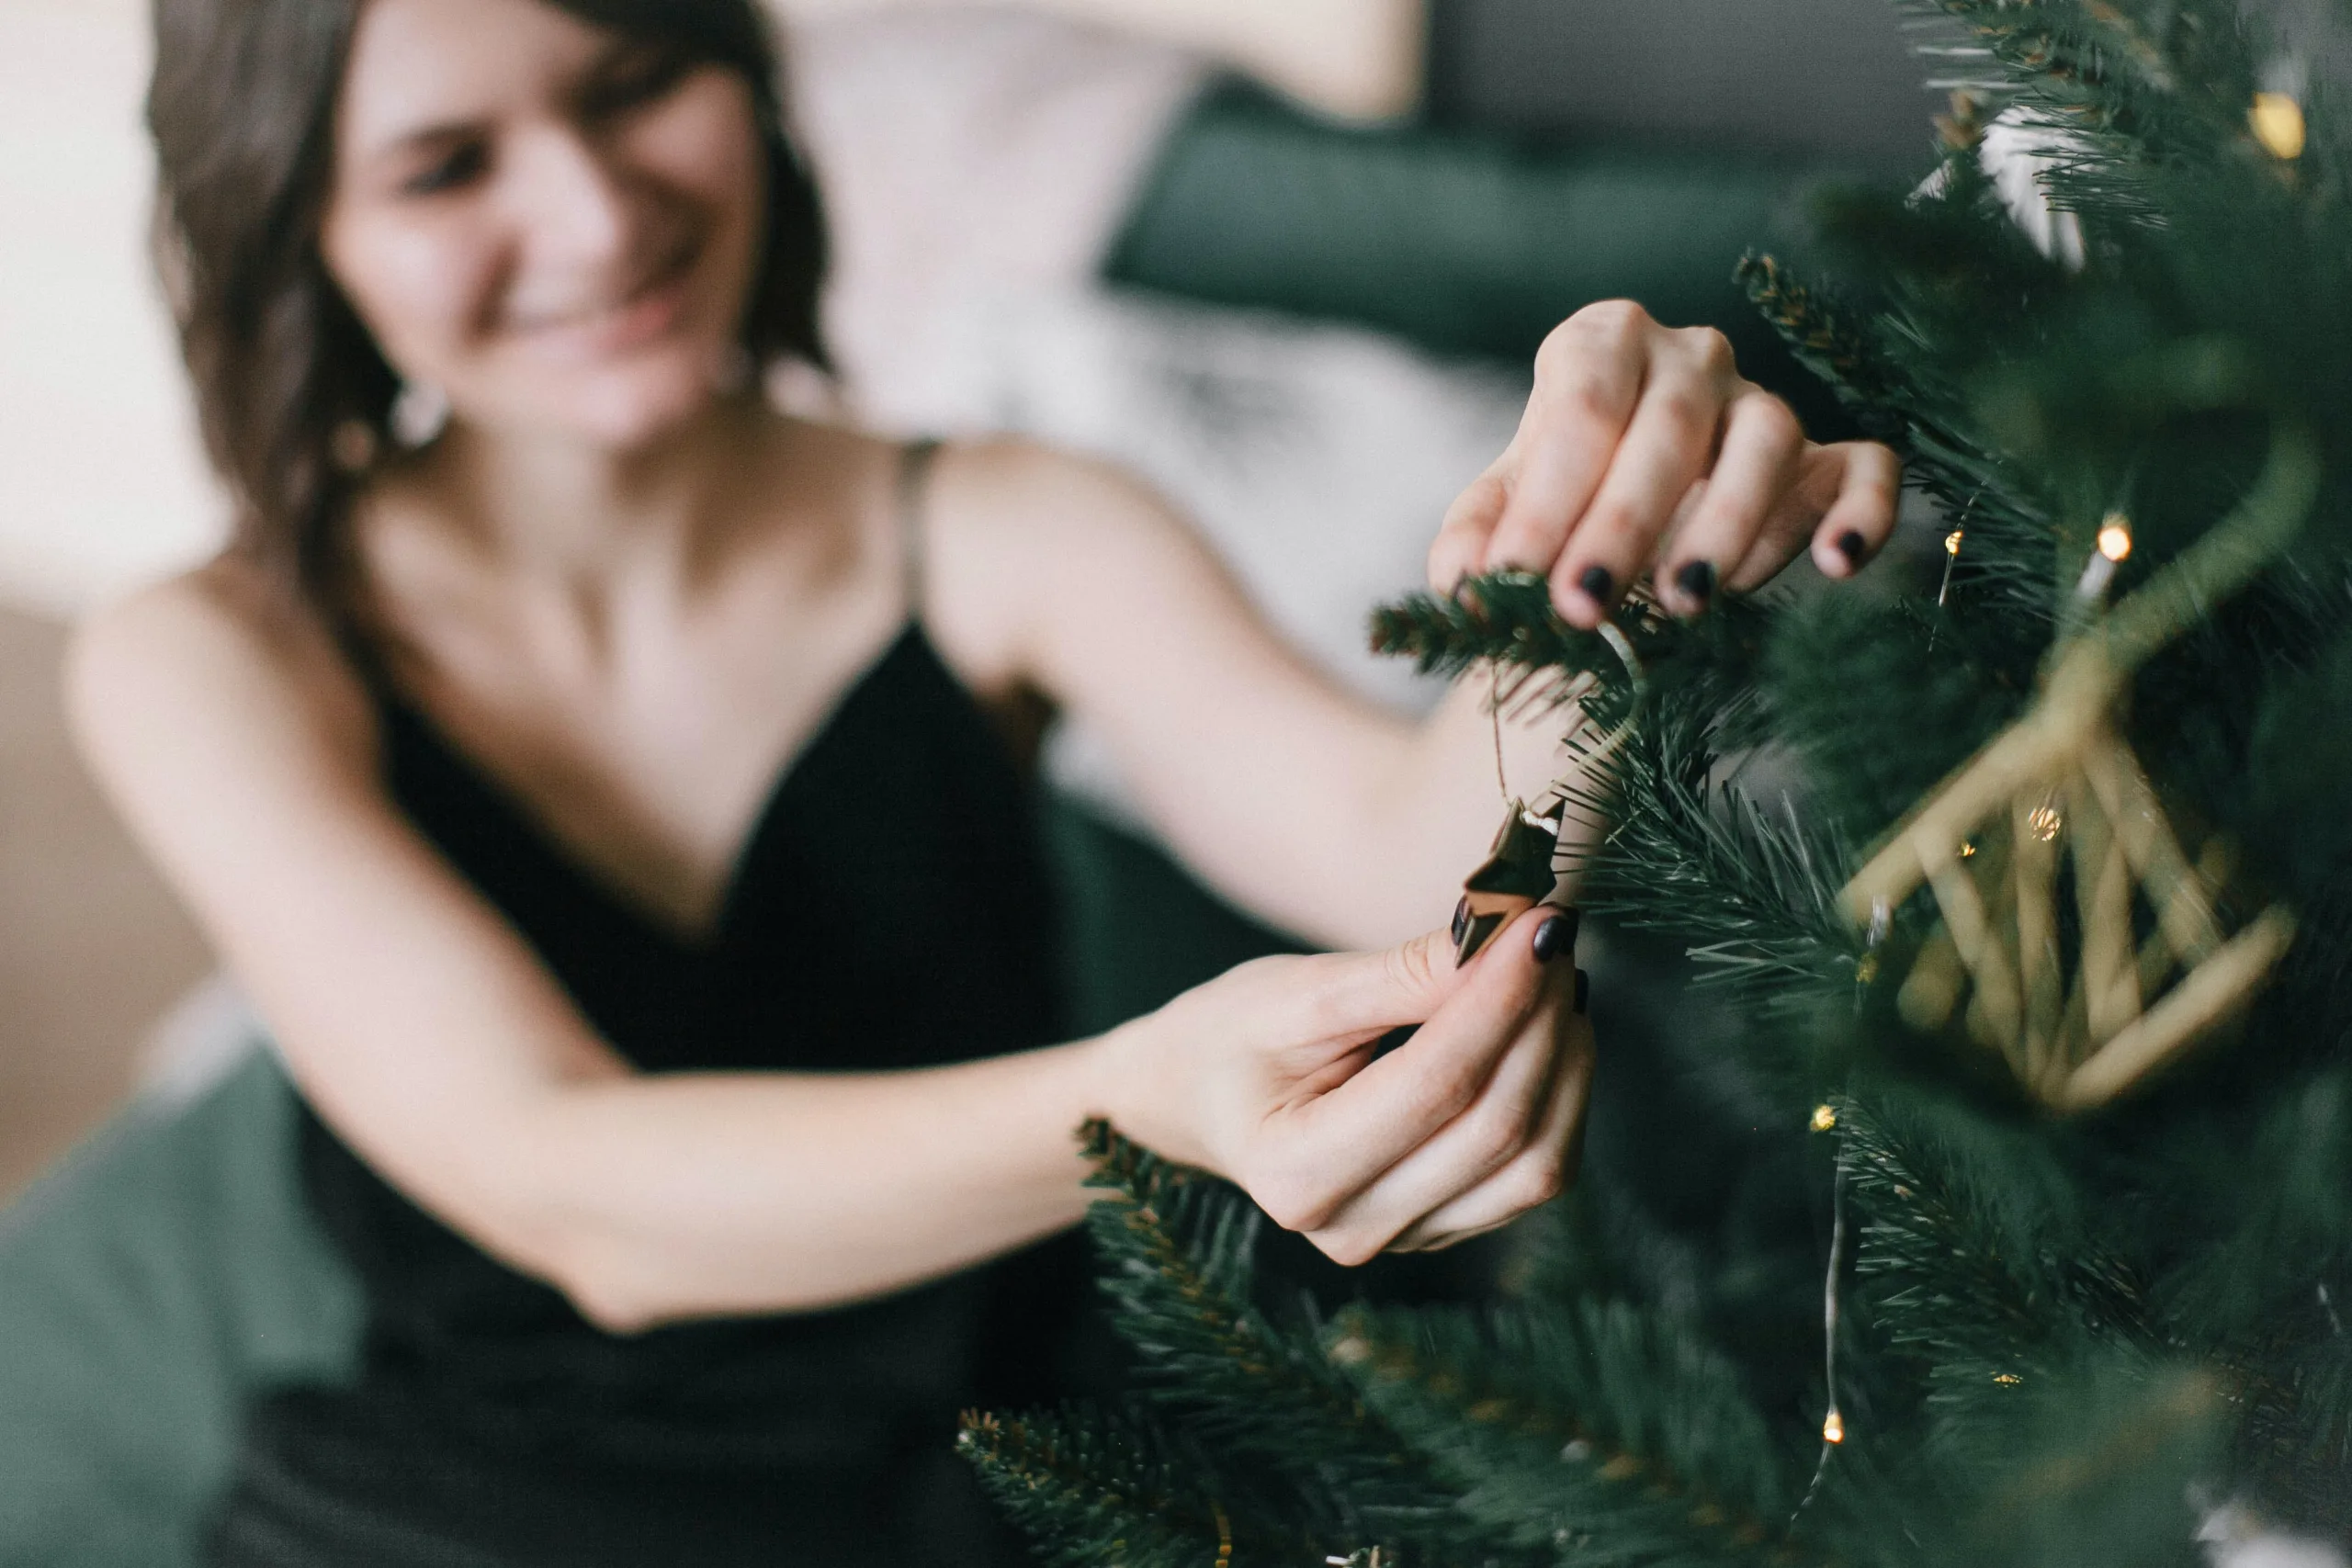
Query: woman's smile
xmin=320 ymin=0 xmax=768 ymax=446
xmin=504 ymin=231 xmax=705 ymax=362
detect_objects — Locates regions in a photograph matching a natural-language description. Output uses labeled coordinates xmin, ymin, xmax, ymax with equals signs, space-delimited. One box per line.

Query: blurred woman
xmin=75 ymin=0 xmax=1899 ymax=1560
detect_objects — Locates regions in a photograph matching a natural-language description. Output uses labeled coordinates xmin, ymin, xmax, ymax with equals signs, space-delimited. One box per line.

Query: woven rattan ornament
xmin=1840 ymin=422 xmax=2320 ymax=1111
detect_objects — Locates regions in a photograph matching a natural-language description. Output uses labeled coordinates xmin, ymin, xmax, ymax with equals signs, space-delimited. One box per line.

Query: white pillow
xmin=783 ymin=7 xmax=1211 ymax=413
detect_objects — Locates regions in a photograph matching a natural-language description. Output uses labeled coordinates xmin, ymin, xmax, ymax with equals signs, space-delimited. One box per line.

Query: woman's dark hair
xmin=147 ymin=0 xmax=830 ymax=598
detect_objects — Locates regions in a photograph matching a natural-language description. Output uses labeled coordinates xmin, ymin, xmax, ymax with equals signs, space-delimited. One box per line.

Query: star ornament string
xmin=1452 ymin=613 xmax=1646 ymax=964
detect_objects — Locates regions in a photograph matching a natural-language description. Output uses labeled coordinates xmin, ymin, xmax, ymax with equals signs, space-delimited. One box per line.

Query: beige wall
xmin=0 ymin=0 xmax=226 ymax=620
xmin=0 ymin=607 xmax=214 ymax=1197
xmin=0 ymin=6 xmax=220 ymax=1190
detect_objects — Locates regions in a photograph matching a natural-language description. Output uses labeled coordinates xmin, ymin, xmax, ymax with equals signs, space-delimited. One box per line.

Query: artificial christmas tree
xmin=964 ymin=1 xmax=2352 ymax=1560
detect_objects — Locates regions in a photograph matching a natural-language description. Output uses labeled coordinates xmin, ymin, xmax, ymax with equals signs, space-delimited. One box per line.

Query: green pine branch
xmin=2157 ymin=1065 xmax=2352 ymax=1335
xmin=1942 ymin=1359 xmax=2225 ymax=1568
xmin=1075 ymin=1123 xmax=1464 ymax=1539
xmin=958 ymin=1407 xmax=1322 ymax=1566
xmin=1370 ymin=571 xmax=1862 ymax=1011
xmin=1327 ymin=1302 xmax=1805 ymax=1566
xmin=1758 ymin=593 xmax=2037 ymax=842
xmin=1834 ymin=1096 xmax=2156 ymax=1429
xmin=1735 ymin=253 xmax=1908 ymax=441
xmin=2141 ymin=1063 xmax=2352 ymax=1534
xmin=1078 ymin=1121 xmax=1351 ymax=1423
xmin=2231 ymin=1328 xmax=2352 ymax=1537
xmin=1367 ymin=571 xmax=1661 ymax=699
xmin=1567 ymin=703 xmax=1861 ymax=1010
xmin=1899 ymin=0 xmax=2263 ymax=203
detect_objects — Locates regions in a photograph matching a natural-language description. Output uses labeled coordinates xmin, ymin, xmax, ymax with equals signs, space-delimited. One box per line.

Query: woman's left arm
xmin=930 ymin=440 xmax=1483 ymax=949
xmin=925 ymin=302 xmax=1901 ymax=950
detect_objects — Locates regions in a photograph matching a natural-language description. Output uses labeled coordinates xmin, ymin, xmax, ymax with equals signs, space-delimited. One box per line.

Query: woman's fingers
xmin=1427 ymin=468 xmax=1510 ymax=593
xmin=1657 ymin=389 xmax=1804 ymax=616
xmin=1476 ymin=310 xmax=1654 ymax=583
xmin=1387 ymin=1004 xmax=1594 ymax=1252
xmin=1540 ymin=329 xmax=1740 ymax=628
xmin=1249 ymin=912 xmax=1556 ymax=1237
xmin=1430 ymin=299 xmax=1905 ymax=615
xmin=1282 ymin=924 xmax=1464 ymax=1049
xmin=1725 ymin=440 xmax=1902 ymax=592
xmin=1805 ymin=440 xmax=1905 ymax=581
xmin=1299 ymin=963 xmax=1572 ymax=1264
xmin=1428 ymin=302 xmax=1660 ymax=595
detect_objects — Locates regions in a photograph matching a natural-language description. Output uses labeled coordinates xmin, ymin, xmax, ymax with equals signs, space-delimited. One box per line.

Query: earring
xmin=330 ymin=418 xmax=379 ymax=474
xmin=390 ymin=380 xmax=450 ymax=448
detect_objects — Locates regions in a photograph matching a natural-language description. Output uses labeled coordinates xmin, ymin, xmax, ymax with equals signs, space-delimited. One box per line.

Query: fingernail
xmin=1450 ymin=895 xmax=1472 ymax=950
xmin=1573 ymin=968 xmax=1590 ymax=1015
xmin=1577 ymin=565 xmax=1614 ymax=607
xmin=1531 ymin=908 xmax=1579 ymax=964
xmin=1673 ymin=558 xmax=1716 ymax=611
xmin=1837 ymin=530 xmax=1867 ymax=567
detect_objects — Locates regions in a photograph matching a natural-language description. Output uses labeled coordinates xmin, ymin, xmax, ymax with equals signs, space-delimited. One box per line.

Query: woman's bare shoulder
xmin=66 ymin=557 xmax=379 ymax=795
xmin=917 ymin=437 xmax=1197 ymax=682
xmin=929 ymin=437 xmax=1214 ymax=598
xmin=938 ymin=435 xmax=1156 ymax=514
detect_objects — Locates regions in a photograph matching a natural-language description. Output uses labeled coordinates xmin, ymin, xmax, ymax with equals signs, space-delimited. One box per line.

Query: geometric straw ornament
xmin=1838 ymin=420 xmax=2321 ymax=1111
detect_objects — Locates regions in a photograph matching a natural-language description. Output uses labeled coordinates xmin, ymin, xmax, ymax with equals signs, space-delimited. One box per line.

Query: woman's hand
xmin=1428 ymin=300 xmax=1903 ymax=628
xmin=1094 ymin=907 xmax=1591 ymax=1264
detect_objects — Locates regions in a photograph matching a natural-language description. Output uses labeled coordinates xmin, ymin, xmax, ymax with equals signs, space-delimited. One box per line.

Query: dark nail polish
xmin=1531 ymin=908 xmax=1579 ymax=964
xmin=1533 ymin=911 xmax=1571 ymax=964
xmin=1673 ymin=558 xmax=1716 ymax=610
xmin=1837 ymin=530 xmax=1867 ymax=566
xmin=1577 ymin=565 xmax=1614 ymax=606
xmin=1450 ymin=895 xmax=1471 ymax=950
xmin=1574 ymin=968 xmax=1591 ymax=1015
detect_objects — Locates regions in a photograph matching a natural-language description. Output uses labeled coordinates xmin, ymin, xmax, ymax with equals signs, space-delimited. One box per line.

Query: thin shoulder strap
xmin=895 ymin=438 xmax=943 ymax=623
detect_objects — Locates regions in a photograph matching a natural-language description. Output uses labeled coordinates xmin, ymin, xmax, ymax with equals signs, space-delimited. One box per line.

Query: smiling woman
xmin=65 ymin=0 xmax=1895 ymax=1561
xmin=321 ymin=6 xmax=763 ymax=443
xmin=150 ymin=0 xmax=828 ymax=594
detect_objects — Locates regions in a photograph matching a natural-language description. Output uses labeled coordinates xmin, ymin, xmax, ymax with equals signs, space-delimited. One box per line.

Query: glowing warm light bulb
xmin=2098 ymin=514 xmax=2134 ymax=562
xmin=2075 ymin=514 xmax=2133 ymax=602
xmin=1822 ymin=1409 xmax=1846 ymax=1444
xmin=1945 ymin=528 xmax=1965 ymax=557
xmin=1810 ymin=1104 xmax=1838 ymax=1134
xmin=2250 ymin=92 xmax=2307 ymax=160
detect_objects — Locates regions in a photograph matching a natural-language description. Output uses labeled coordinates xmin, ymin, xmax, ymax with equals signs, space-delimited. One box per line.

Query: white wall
xmin=774 ymin=0 xmax=1424 ymax=120
xmin=0 ymin=0 xmax=226 ymax=619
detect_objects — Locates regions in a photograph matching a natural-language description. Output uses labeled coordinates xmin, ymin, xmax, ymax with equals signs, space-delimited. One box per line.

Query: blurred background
xmin=0 ymin=0 xmax=1936 ymax=1200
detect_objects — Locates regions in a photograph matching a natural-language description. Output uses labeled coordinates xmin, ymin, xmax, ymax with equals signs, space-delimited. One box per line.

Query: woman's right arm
xmin=68 ymin=570 xmax=1587 ymax=1329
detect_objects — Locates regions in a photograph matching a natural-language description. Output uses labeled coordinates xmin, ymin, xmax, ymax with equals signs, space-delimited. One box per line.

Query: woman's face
xmin=321 ymin=0 xmax=768 ymax=451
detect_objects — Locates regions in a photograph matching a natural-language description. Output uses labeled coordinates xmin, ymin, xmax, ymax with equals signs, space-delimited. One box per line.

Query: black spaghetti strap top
xmin=211 ymin=446 xmax=1089 ymax=1567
